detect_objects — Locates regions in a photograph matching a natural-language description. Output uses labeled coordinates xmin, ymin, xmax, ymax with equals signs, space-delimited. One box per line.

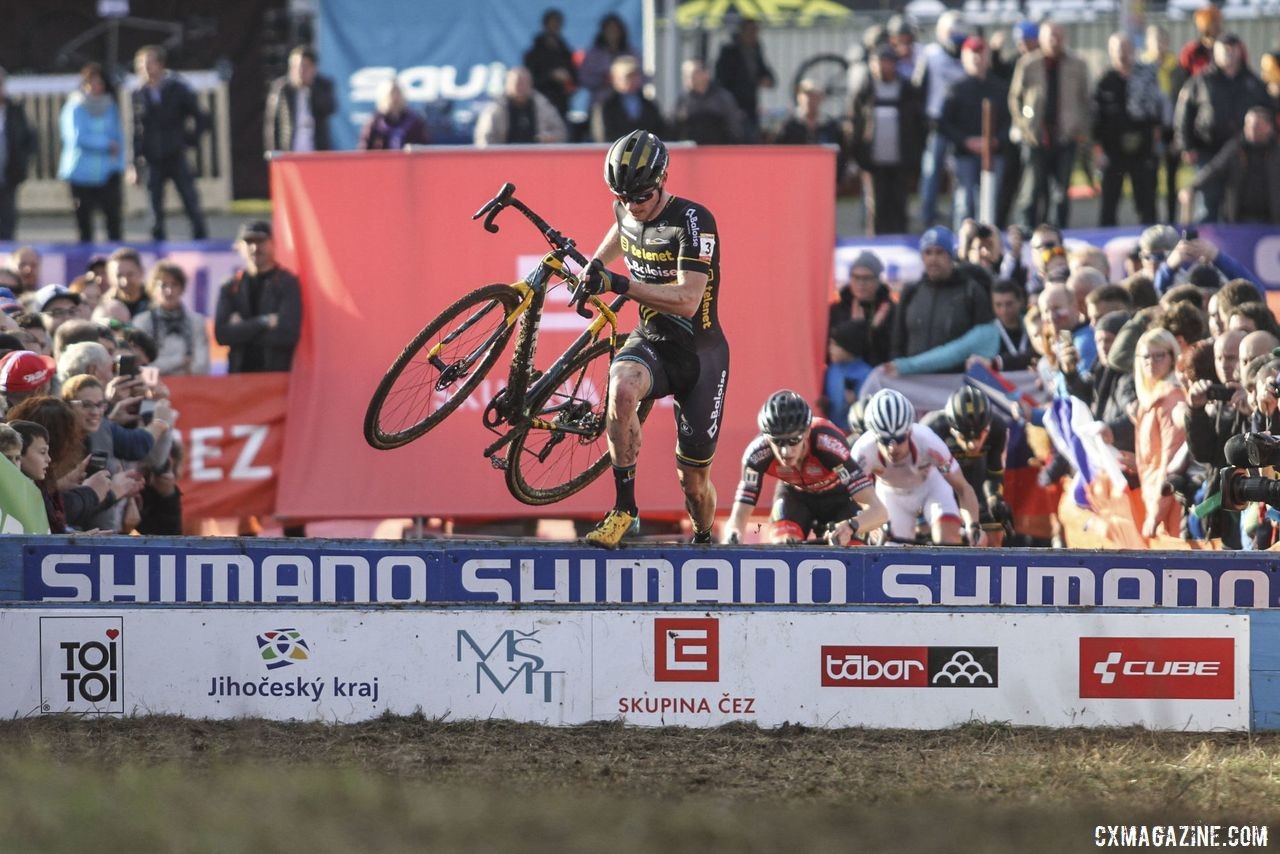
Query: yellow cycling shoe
xmin=584 ymin=509 xmax=639 ymax=549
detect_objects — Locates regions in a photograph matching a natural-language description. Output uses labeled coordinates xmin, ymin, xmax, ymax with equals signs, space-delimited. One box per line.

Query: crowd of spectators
xmin=819 ymin=213 xmax=1280 ymax=549
xmin=0 ymin=219 xmax=300 ymax=535
xmin=2 ymin=8 xmax=1277 ymax=242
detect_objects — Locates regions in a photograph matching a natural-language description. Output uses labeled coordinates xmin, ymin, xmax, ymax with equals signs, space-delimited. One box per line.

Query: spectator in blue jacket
xmin=1152 ymin=234 xmax=1255 ymax=296
xmin=58 ymin=64 xmax=125 ymax=243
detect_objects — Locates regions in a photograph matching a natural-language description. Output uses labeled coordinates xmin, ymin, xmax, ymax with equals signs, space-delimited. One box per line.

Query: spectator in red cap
xmin=0 ymin=349 xmax=55 ymax=409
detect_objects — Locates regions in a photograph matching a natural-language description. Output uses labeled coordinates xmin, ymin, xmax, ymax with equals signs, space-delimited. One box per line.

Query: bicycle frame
xmin=477 ymin=244 xmax=627 ymax=465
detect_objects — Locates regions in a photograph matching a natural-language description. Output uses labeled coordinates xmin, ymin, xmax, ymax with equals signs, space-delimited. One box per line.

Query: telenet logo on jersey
xmin=619 ymin=234 xmax=675 ymax=264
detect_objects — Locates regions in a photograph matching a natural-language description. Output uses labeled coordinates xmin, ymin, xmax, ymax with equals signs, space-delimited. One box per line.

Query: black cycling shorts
xmin=769 ymin=484 xmax=856 ymax=539
xmin=614 ymin=330 xmax=730 ymax=468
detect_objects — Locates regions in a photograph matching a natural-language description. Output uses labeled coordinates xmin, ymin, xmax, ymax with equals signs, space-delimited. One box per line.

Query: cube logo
xmin=40 ymin=616 xmax=123 ymax=714
xmin=654 ymin=618 xmax=718 ymax=682
xmin=1079 ymin=637 xmax=1234 ymax=699
xmin=821 ymin=646 xmax=998 ymax=688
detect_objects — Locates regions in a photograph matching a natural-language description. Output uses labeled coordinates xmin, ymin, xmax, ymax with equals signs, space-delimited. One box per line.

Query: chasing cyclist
xmin=850 ymin=388 xmax=987 ymax=545
xmin=577 ymin=130 xmax=730 ymax=547
xmin=922 ymin=386 xmax=1012 ymax=545
xmin=721 ymin=390 xmax=887 ymax=546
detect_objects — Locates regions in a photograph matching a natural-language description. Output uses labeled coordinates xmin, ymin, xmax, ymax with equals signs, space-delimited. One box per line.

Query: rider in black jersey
xmin=922 ymin=386 xmax=1011 ymax=545
xmin=579 ymin=130 xmax=730 ymax=548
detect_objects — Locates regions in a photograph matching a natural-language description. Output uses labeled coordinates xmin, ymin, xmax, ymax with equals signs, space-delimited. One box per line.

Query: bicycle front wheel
xmin=364 ymin=284 xmax=522 ymax=449
xmin=505 ymin=339 xmax=653 ymax=505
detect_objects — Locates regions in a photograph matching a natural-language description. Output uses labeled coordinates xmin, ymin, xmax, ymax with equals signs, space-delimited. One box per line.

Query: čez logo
xmin=457 ymin=627 xmax=563 ymax=703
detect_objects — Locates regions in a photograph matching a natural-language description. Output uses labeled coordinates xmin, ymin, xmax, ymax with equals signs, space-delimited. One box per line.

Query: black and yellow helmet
xmin=945 ymin=386 xmax=993 ymax=441
xmin=604 ymin=130 xmax=669 ymax=196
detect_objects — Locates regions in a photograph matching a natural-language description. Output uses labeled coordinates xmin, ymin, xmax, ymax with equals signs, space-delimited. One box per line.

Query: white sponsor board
xmin=0 ymin=610 xmax=1251 ymax=730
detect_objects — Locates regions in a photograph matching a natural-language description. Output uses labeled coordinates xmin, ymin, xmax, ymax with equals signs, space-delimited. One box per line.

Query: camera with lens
xmin=1219 ymin=432 xmax=1280 ymax=511
xmin=1205 ymin=383 xmax=1235 ymax=402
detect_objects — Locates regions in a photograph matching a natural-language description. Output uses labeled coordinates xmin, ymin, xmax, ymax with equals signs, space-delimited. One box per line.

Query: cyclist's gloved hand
xmin=581 ymin=259 xmax=630 ymax=297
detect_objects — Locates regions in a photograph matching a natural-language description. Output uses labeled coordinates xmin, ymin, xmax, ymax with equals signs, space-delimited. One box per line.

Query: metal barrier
xmin=6 ymin=70 xmax=232 ymax=216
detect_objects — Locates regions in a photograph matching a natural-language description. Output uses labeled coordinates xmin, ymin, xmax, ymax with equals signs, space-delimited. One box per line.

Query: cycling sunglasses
xmin=613 ymin=188 xmax=657 ymax=205
xmin=767 ymin=434 xmax=805 ymax=447
xmin=877 ymin=432 xmax=910 ymax=447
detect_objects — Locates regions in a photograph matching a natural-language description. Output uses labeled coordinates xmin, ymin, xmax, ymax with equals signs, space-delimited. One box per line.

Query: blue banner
xmin=318 ymin=0 xmax=642 ymax=148
xmin=19 ymin=542 xmax=1278 ymax=608
xmin=835 ymin=224 xmax=1280 ymax=291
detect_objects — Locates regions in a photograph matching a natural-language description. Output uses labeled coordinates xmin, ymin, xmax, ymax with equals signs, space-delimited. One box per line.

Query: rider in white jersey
xmin=849 ymin=389 xmax=986 ymax=545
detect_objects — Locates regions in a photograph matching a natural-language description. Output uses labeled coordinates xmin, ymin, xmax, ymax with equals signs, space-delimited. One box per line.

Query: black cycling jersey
xmin=922 ymin=410 xmax=1007 ymax=503
xmin=613 ymin=195 xmax=722 ymax=345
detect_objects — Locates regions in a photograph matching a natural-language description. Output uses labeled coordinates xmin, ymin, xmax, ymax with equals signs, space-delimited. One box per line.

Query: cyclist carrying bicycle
xmin=850 ymin=388 xmax=987 ymax=546
xmin=578 ymin=130 xmax=729 ymax=547
xmin=722 ymin=390 xmax=887 ymax=546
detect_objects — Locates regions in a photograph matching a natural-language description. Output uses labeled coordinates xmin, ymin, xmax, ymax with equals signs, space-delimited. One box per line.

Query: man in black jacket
xmin=891 ymin=226 xmax=994 ymax=362
xmin=1175 ymin=34 xmax=1269 ymax=221
xmin=848 ymin=45 xmax=925 ymax=235
xmin=265 ymin=46 xmax=336 ymax=154
xmin=0 ymin=68 xmax=34 ymax=241
xmin=131 ymin=45 xmax=208 ymax=241
xmin=589 ymin=56 xmax=665 ymax=142
xmin=939 ymin=37 xmax=1010 ymax=231
xmin=714 ymin=17 xmax=775 ymax=140
xmin=1183 ymin=106 xmax=1280 ymax=224
xmin=1092 ymin=33 xmax=1163 ymax=226
xmin=214 ymin=221 xmax=302 ymax=373
xmin=522 ymin=9 xmax=577 ymax=119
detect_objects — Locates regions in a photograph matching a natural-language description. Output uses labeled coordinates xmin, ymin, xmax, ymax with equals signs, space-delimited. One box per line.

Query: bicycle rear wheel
xmin=505 ymin=338 xmax=652 ymax=505
xmin=364 ymin=284 xmax=522 ymax=450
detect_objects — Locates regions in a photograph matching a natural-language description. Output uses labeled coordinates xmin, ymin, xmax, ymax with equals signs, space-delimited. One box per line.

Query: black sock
xmin=613 ymin=464 xmax=637 ymax=514
xmin=692 ymin=529 xmax=712 ymax=544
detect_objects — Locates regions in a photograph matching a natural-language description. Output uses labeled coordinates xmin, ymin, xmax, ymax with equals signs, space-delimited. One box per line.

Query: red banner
xmin=167 ymin=373 xmax=288 ymax=520
xmin=268 ymin=147 xmax=835 ymax=519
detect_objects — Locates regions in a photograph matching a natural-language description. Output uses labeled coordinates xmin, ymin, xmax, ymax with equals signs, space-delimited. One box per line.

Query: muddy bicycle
xmin=362 ymin=183 xmax=652 ymax=505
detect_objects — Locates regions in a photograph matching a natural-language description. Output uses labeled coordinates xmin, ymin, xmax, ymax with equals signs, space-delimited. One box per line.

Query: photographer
xmin=1183 ymin=330 xmax=1249 ymax=546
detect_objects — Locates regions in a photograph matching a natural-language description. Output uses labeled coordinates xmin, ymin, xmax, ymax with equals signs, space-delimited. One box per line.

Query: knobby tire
xmin=364 ymin=284 xmax=522 ymax=449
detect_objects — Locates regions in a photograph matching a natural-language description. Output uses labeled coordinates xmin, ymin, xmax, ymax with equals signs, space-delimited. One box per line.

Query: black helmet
xmin=945 ymin=386 xmax=993 ymax=441
xmin=758 ymin=390 xmax=811 ymax=437
xmin=604 ymin=130 xmax=669 ymax=196
xmin=847 ymin=397 xmax=870 ymax=436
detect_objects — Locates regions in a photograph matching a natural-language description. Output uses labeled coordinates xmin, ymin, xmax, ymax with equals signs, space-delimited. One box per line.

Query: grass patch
xmin=0 ymin=717 xmax=1275 ymax=853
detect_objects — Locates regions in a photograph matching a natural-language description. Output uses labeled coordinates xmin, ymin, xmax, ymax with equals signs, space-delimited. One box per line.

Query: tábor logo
xmin=1079 ymin=637 xmax=1234 ymax=699
xmin=655 ymin=617 xmax=719 ymax=682
xmin=257 ymin=628 xmax=310 ymax=670
xmin=821 ymin=646 xmax=998 ymax=688
xmin=40 ymin=616 xmax=124 ymax=714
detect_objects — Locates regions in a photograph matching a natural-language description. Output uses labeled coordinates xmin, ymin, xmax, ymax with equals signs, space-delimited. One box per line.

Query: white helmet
xmin=865 ymin=389 xmax=915 ymax=441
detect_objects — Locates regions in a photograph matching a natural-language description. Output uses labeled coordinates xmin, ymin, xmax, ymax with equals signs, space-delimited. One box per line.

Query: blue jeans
xmin=823 ymin=360 xmax=873 ymax=431
xmin=952 ymin=153 xmax=1005 ymax=231
xmin=919 ymin=130 xmax=950 ymax=229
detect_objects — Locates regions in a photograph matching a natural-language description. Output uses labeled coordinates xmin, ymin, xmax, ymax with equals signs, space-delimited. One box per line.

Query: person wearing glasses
xmin=34 ymin=285 xmax=82 ymax=339
xmin=1132 ymin=328 xmax=1186 ymax=539
xmin=577 ymin=130 xmax=727 ymax=548
xmin=1025 ymin=224 xmax=1069 ymax=293
xmin=721 ymin=390 xmax=885 ymax=546
xmin=850 ymin=388 xmax=986 ymax=545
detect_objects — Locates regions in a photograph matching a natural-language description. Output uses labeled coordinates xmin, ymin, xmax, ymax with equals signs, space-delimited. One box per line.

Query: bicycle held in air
xmin=363 ymin=183 xmax=652 ymax=505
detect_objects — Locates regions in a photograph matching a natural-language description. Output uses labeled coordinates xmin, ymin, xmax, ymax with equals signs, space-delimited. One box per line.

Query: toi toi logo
xmin=41 ymin=617 xmax=124 ymax=714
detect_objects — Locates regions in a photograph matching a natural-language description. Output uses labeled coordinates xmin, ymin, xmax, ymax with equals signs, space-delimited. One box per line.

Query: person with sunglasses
xmin=579 ymin=130 xmax=729 ymax=548
xmin=1025 ymin=224 xmax=1069 ymax=294
xmin=922 ymin=386 xmax=1011 ymax=545
xmin=850 ymin=388 xmax=986 ymax=546
xmin=721 ymin=390 xmax=885 ymax=546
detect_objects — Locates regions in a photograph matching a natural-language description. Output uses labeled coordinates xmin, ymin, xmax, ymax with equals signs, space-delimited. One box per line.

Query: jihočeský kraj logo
xmin=456 ymin=626 xmax=564 ymax=703
xmin=207 ymin=628 xmax=379 ymax=704
xmin=40 ymin=616 xmax=124 ymax=714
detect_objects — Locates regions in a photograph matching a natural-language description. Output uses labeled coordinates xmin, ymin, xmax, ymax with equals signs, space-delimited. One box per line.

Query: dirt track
xmin=0 ymin=716 xmax=1276 ymax=853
